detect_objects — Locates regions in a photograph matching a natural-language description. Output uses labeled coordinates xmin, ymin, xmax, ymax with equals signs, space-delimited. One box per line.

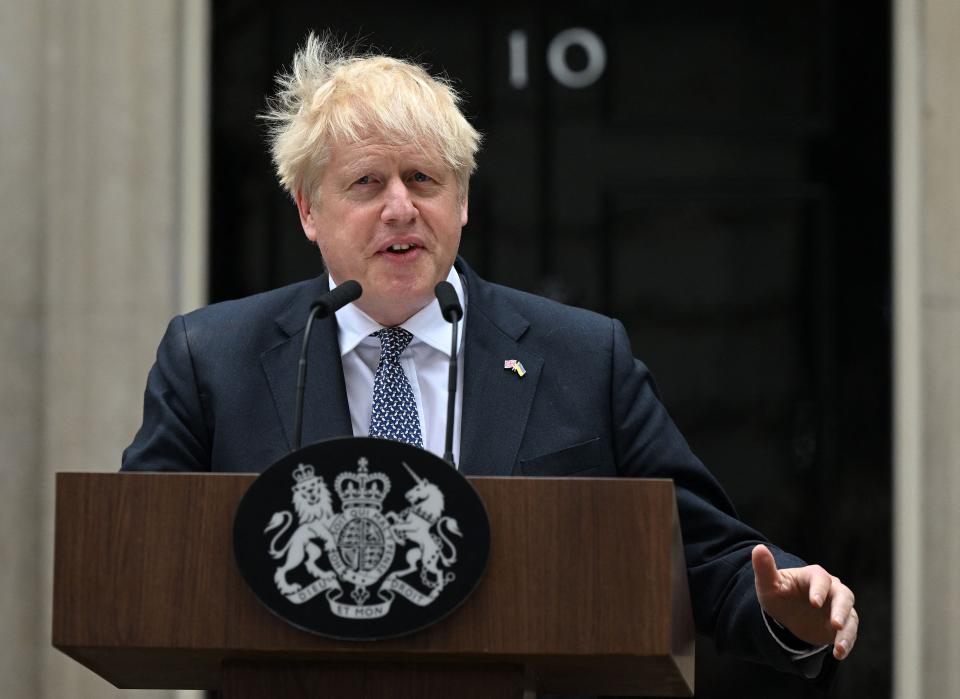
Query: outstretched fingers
xmin=751 ymin=549 xmax=860 ymax=657
xmin=829 ymin=577 xmax=856 ymax=630
xmin=751 ymin=544 xmax=781 ymax=596
xmin=806 ymin=565 xmax=833 ymax=608
xmin=833 ymin=606 xmax=859 ymax=659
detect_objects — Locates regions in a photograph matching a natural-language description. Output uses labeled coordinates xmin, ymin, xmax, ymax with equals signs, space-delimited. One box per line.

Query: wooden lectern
xmin=53 ymin=473 xmax=695 ymax=697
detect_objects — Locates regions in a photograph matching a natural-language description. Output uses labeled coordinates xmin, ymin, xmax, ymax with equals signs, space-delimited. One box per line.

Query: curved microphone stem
xmin=435 ymin=280 xmax=463 ymax=467
xmin=292 ymin=280 xmax=362 ymax=452
xmin=293 ymin=305 xmax=322 ymax=452
xmin=443 ymin=314 xmax=459 ymax=466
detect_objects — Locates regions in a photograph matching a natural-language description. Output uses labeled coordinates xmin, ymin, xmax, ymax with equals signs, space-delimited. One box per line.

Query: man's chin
xmin=358 ymin=288 xmax=433 ymax=327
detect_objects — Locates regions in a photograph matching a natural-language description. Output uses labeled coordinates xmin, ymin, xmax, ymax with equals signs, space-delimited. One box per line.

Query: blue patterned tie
xmin=368 ymin=327 xmax=423 ymax=447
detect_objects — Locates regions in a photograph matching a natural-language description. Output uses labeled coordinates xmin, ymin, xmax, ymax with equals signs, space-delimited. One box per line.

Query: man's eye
xmin=412 ymin=172 xmax=431 ymax=183
xmin=355 ymin=175 xmax=372 ymax=185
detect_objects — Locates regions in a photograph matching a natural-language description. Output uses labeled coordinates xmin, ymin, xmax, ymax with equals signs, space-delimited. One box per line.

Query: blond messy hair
xmin=263 ymin=32 xmax=482 ymax=203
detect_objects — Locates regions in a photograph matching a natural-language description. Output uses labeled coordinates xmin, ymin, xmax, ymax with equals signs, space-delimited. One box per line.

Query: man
xmin=122 ymin=33 xmax=858 ymax=683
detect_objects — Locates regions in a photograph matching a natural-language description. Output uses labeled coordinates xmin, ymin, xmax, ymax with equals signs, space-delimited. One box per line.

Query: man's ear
xmin=295 ymin=189 xmax=318 ymax=243
xmin=459 ymin=191 xmax=469 ymax=228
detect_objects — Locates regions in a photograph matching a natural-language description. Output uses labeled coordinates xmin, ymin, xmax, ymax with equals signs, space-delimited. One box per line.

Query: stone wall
xmin=0 ymin=0 xmax=206 ymax=696
xmin=894 ymin=1 xmax=960 ymax=698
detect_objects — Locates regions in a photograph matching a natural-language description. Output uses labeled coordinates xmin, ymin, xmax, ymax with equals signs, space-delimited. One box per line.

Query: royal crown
xmin=292 ymin=462 xmax=315 ymax=484
xmin=335 ymin=457 xmax=390 ymax=510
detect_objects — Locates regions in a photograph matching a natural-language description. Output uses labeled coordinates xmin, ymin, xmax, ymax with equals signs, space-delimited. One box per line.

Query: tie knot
xmin=373 ymin=326 xmax=413 ymax=361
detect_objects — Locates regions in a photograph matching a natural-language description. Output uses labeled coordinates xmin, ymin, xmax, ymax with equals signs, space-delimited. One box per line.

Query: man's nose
xmin=380 ymin=179 xmax=418 ymax=223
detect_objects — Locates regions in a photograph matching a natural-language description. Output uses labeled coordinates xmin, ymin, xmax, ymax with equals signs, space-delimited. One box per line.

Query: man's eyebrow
xmin=335 ymin=158 xmax=383 ymax=183
xmin=341 ymin=158 xmax=442 ymax=178
xmin=342 ymin=156 xmax=381 ymax=173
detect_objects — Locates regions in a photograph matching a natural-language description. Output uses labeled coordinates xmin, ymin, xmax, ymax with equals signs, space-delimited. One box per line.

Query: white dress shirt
xmin=330 ymin=268 xmax=465 ymax=466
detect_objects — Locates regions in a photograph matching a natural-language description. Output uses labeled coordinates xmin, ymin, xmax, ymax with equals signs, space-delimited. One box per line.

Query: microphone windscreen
xmin=313 ymin=280 xmax=362 ymax=318
xmin=434 ymin=281 xmax=463 ymax=321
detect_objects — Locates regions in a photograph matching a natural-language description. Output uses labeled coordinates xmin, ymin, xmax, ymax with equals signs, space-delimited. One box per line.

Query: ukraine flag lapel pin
xmin=503 ymin=359 xmax=527 ymax=377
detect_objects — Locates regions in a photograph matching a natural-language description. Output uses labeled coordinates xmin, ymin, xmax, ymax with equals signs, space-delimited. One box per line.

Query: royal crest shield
xmin=233 ymin=438 xmax=490 ymax=640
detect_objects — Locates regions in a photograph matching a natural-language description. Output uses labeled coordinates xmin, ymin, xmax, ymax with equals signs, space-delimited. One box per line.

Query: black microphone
xmin=435 ymin=281 xmax=462 ymax=466
xmin=293 ymin=280 xmax=362 ymax=451
xmin=312 ymin=279 xmax=362 ymax=317
xmin=435 ymin=280 xmax=463 ymax=322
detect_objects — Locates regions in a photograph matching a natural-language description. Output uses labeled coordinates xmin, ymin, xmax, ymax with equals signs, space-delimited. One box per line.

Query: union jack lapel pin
xmin=503 ymin=359 xmax=526 ymax=377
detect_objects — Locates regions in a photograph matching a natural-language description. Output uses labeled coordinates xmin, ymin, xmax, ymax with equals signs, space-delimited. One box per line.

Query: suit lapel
xmin=259 ymin=263 xmax=543 ymax=469
xmin=458 ymin=262 xmax=543 ymax=476
xmin=260 ymin=275 xmax=353 ymax=451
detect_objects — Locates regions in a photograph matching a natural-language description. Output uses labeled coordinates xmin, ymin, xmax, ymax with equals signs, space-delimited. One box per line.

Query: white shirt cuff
xmin=761 ymin=608 xmax=831 ymax=661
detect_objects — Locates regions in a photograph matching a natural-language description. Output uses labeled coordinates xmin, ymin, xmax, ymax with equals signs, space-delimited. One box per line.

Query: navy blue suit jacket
xmin=123 ymin=258 xmax=820 ymax=678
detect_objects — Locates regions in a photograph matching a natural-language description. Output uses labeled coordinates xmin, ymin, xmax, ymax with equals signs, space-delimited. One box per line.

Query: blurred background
xmin=1 ymin=1 xmax=956 ymax=697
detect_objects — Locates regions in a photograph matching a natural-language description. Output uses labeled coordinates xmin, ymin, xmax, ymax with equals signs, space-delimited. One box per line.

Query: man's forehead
xmin=327 ymin=134 xmax=445 ymax=169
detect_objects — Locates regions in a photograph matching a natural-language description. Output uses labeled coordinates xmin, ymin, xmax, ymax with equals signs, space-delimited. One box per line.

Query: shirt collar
xmin=330 ymin=267 xmax=466 ymax=357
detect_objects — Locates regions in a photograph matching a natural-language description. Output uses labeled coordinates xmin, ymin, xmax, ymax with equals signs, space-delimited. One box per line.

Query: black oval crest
xmin=233 ymin=437 xmax=490 ymax=640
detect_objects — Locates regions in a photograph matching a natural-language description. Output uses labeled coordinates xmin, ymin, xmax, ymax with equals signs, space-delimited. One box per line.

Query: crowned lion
xmin=264 ymin=464 xmax=337 ymax=595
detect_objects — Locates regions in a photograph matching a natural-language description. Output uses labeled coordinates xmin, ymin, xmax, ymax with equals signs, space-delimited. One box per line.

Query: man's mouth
xmin=384 ymin=243 xmax=419 ymax=254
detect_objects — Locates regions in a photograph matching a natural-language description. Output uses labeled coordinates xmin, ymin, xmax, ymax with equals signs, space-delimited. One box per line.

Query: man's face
xmin=296 ymin=134 xmax=468 ymax=327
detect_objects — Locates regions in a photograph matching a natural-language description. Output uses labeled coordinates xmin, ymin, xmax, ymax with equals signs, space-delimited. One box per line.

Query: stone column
xmin=0 ymin=0 xmax=46 ymax=695
xmin=0 ymin=0 xmax=207 ymax=696
xmin=895 ymin=1 xmax=960 ymax=698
